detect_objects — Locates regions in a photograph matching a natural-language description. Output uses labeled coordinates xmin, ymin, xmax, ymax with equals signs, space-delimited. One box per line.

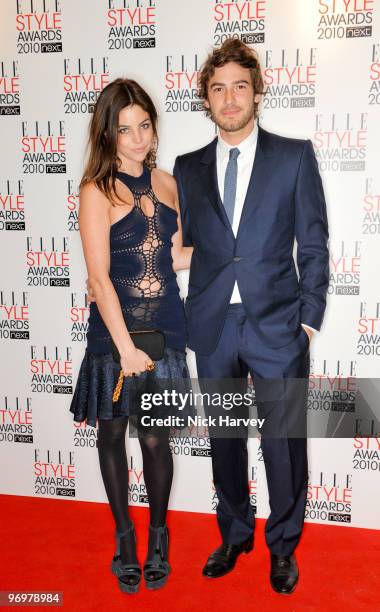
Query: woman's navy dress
xmin=69 ymin=166 xmax=191 ymax=428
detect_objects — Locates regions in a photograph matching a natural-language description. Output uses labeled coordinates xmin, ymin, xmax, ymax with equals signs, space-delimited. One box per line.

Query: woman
xmin=69 ymin=78 xmax=193 ymax=594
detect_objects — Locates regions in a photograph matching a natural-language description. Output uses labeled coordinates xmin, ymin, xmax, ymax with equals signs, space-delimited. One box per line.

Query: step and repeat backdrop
xmin=0 ymin=0 xmax=379 ymax=530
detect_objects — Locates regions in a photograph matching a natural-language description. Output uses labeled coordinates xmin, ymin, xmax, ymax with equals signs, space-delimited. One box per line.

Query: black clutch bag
xmin=111 ymin=330 xmax=165 ymax=402
xmin=111 ymin=330 xmax=165 ymax=363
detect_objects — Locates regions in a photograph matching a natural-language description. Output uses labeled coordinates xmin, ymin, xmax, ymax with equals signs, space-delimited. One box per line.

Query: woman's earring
xmin=149 ymin=136 xmax=158 ymax=168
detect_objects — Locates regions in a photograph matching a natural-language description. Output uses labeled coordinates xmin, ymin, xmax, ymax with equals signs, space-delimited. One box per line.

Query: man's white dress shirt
xmin=216 ymin=124 xmax=317 ymax=334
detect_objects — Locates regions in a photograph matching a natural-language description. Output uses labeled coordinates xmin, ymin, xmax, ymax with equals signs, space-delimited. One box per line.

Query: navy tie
xmin=223 ymin=147 xmax=240 ymax=226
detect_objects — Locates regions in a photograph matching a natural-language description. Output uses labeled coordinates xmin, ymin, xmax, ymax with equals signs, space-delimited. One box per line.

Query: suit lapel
xmin=199 ymin=127 xmax=278 ymax=240
xmin=236 ymin=127 xmax=277 ymax=239
xmin=200 ymin=138 xmax=235 ymax=237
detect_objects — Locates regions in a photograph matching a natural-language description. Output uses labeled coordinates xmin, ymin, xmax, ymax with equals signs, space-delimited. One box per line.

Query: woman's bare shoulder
xmin=79 ymin=181 xmax=112 ymax=220
xmin=80 ymin=180 xmax=105 ymax=197
xmin=152 ymin=167 xmax=177 ymax=191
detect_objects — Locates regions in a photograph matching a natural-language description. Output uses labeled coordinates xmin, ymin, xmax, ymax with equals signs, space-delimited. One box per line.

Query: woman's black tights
xmin=97 ymin=416 xmax=173 ymax=561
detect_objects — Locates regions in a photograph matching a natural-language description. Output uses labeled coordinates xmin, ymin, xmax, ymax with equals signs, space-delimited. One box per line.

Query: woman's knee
xmin=139 ymin=434 xmax=170 ymax=459
xmin=98 ymin=416 xmax=129 ymax=447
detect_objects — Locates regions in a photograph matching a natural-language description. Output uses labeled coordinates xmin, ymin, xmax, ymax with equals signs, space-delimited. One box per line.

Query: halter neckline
xmin=116 ymin=165 xmax=150 ymax=191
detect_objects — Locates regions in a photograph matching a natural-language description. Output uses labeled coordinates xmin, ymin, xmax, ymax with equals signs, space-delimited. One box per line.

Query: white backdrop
xmin=0 ymin=0 xmax=379 ymax=530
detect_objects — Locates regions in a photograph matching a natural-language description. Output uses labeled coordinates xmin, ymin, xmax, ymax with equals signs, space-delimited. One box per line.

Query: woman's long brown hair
xmin=80 ymin=78 xmax=158 ymax=205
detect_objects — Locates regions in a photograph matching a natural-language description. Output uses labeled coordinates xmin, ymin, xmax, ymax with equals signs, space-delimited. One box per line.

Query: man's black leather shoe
xmin=202 ymin=535 xmax=253 ymax=578
xmin=270 ymin=554 xmax=298 ymax=594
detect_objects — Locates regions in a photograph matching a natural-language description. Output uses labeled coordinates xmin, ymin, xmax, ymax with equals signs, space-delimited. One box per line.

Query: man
xmin=173 ymin=38 xmax=329 ymax=594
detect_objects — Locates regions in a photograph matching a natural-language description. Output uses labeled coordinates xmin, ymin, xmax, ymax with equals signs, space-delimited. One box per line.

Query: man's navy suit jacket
xmin=173 ymin=126 xmax=330 ymax=356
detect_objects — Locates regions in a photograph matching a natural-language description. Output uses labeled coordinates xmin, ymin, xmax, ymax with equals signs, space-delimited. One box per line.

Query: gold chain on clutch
xmin=112 ymin=362 xmax=155 ymax=402
xmin=112 ymin=370 xmax=124 ymax=402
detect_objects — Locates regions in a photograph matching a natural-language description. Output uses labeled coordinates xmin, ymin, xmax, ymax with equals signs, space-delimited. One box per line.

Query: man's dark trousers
xmin=196 ymin=303 xmax=310 ymax=556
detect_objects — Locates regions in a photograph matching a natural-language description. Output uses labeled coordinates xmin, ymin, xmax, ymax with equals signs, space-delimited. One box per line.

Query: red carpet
xmin=0 ymin=494 xmax=378 ymax=611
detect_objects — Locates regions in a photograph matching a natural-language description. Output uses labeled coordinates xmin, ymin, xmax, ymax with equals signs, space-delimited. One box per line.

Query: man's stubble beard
xmin=209 ymin=103 xmax=255 ymax=133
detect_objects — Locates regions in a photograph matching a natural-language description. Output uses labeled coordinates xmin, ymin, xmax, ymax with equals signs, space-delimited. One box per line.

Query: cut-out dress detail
xmin=70 ymin=165 xmax=190 ymax=427
xmin=86 ymin=165 xmax=187 ymax=354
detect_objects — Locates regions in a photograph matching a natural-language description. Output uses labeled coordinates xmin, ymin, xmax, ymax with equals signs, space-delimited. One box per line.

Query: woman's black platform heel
xmin=111 ymin=523 xmax=141 ymax=594
xmin=143 ymin=525 xmax=171 ymax=590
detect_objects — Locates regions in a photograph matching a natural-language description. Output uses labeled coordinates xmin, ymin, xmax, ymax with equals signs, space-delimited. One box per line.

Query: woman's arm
xmin=79 ymin=182 xmax=152 ymax=375
xmin=164 ymin=174 xmax=193 ymax=271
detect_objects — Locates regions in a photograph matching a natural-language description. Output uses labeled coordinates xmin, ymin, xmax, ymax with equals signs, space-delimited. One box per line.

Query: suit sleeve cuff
xmin=301 ymin=323 xmax=319 ymax=334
